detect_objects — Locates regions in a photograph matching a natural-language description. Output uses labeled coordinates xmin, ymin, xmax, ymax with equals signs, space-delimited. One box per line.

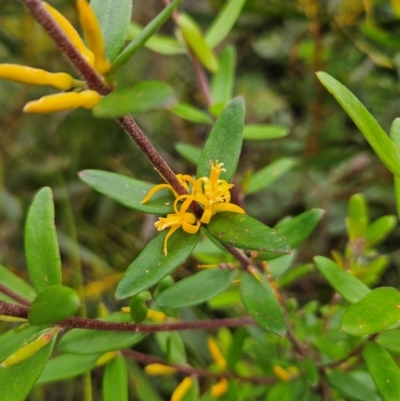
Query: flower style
xmin=0 ymin=0 xmax=108 ymax=114
xmin=142 ymin=161 xmax=245 ymax=255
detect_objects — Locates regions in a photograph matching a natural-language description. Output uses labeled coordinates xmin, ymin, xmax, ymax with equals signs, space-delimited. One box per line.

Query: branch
xmin=0 ymin=284 xmax=31 ymax=306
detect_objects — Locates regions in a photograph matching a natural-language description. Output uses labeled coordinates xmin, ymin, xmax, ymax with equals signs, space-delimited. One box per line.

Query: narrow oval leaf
xmin=243 ymin=124 xmax=289 ymax=140
xmin=90 ymin=0 xmax=132 ymax=61
xmin=58 ymin=313 xmax=145 ymax=354
xmin=390 ymin=118 xmax=400 ymax=219
xmin=365 ymin=215 xmax=397 ymax=246
xmin=314 ymin=256 xmax=370 ymax=304
xmin=246 ymin=158 xmax=296 ymax=195
xmin=317 ymin=72 xmax=400 ymax=177
xmin=0 ymin=336 xmax=55 ymax=401
xmin=169 ymin=102 xmax=212 ymax=124
xmin=178 ymin=13 xmax=219 ymax=73
xmin=205 ymin=0 xmax=247 ymax=48
xmin=175 ymin=143 xmax=202 ymax=165
xmin=340 ymin=287 xmax=400 ymax=336
xmin=115 ymin=229 xmax=200 ymax=300
xmin=93 ymin=81 xmax=177 ymax=118
xmin=377 ymin=330 xmax=400 ymax=354
xmin=103 ymin=355 xmax=128 ymax=401
xmin=210 ymin=45 xmax=236 ymax=109
xmin=0 ymin=264 xmax=36 ymax=303
xmin=156 ymin=268 xmax=236 ymax=308
xmin=363 ymin=342 xmax=400 ymax=401
xmin=196 ymin=98 xmax=244 ymax=182
xmin=240 ymin=271 xmax=286 ymax=335
xmin=25 ymin=187 xmax=61 ymax=294
xmin=79 ymin=170 xmax=174 ymax=216
xmin=28 ymin=285 xmax=80 ymax=325
xmin=206 ymin=212 xmax=290 ymax=254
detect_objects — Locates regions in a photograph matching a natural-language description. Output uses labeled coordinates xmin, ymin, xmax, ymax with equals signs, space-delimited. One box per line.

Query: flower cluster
xmin=142 ymin=161 xmax=245 ymax=255
xmin=0 ymin=0 xmax=108 ymax=114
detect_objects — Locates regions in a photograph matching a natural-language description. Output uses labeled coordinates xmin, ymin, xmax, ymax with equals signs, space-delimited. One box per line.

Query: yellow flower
xmin=171 ymin=377 xmax=193 ymax=401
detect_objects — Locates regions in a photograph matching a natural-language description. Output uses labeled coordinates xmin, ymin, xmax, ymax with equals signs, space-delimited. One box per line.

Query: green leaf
xmin=130 ymin=291 xmax=151 ymax=323
xmin=390 ymin=118 xmax=400 ymax=219
xmin=175 ymin=142 xmax=202 ymax=165
xmin=110 ymin=0 xmax=184 ymax=72
xmin=169 ymin=102 xmax=212 ymax=124
xmin=196 ymin=98 xmax=244 ymax=181
xmin=205 ymin=0 xmax=247 ymax=48
xmin=347 ymin=193 xmax=369 ymax=240
xmin=207 ymin=212 xmax=290 ymax=254
xmin=365 ymin=215 xmax=397 ymax=246
xmin=314 ymin=256 xmax=370 ymax=304
xmin=246 ymin=157 xmax=296 ymax=195
xmin=240 ymin=271 xmax=286 ymax=335
xmin=128 ymin=361 xmax=164 ymax=401
xmin=178 ymin=13 xmax=219 ymax=73
xmin=210 ymin=45 xmax=236 ymax=109
xmin=377 ymin=330 xmax=400 ymax=353
xmin=37 ymin=353 xmax=99 ymax=384
xmin=0 ymin=335 xmax=55 ymax=401
xmin=156 ymin=268 xmax=236 ymax=308
xmin=103 ymin=355 xmax=128 ymax=401
xmin=340 ymin=287 xmax=400 ymax=336
xmin=317 ymin=72 xmax=400 ymax=177
xmin=226 ymin=327 xmax=247 ymax=370
xmin=363 ymin=342 xmax=400 ymax=401
xmin=93 ymin=81 xmax=177 ymax=118
xmin=58 ymin=313 xmax=145 ymax=354
xmin=243 ymin=124 xmax=289 ymax=140
xmin=0 ymin=264 xmax=36 ymax=303
xmin=25 ymin=187 xmax=61 ymax=294
xmin=90 ymin=0 xmax=132 ymax=62
xmin=115 ymin=229 xmax=200 ymax=299
xmin=28 ymin=285 xmax=80 ymax=325
xmin=79 ymin=170 xmax=175 ymax=216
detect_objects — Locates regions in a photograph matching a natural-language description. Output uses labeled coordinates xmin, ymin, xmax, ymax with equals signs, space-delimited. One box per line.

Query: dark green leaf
xmin=196 ymin=98 xmax=244 ymax=182
xmin=363 ymin=342 xmax=400 ymax=401
xmin=91 ymin=0 xmax=132 ymax=61
xmin=240 ymin=271 xmax=286 ymax=335
xmin=0 ymin=336 xmax=55 ymax=401
xmin=103 ymin=355 xmax=128 ymax=401
xmin=25 ymin=187 xmax=61 ymax=294
xmin=28 ymin=285 xmax=80 ymax=325
xmin=175 ymin=143 xmax=202 ymax=165
xmin=246 ymin=158 xmax=296 ymax=194
xmin=314 ymin=256 xmax=370 ymax=303
xmin=115 ymin=229 xmax=200 ymax=299
xmin=58 ymin=313 xmax=145 ymax=354
xmin=205 ymin=0 xmax=247 ymax=48
xmin=317 ymin=72 xmax=400 ymax=177
xmin=93 ymin=81 xmax=177 ymax=118
xmin=340 ymin=287 xmax=400 ymax=336
xmin=79 ymin=170 xmax=174 ymax=216
xmin=243 ymin=124 xmax=289 ymax=140
xmin=130 ymin=291 xmax=151 ymax=323
xmin=169 ymin=103 xmax=212 ymax=124
xmin=156 ymin=268 xmax=236 ymax=308
xmin=37 ymin=353 xmax=99 ymax=384
xmin=128 ymin=361 xmax=164 ymax=401
xmin=0 ymin=264 xmax=36 ymax=303
xmin=207 ymin=212 xmax=290 ymax=254
xmin=111 ymin=0 xmax=184 ymax=72
xmin=226 ymin=327 xmax=247 ymax=370
xmin=390 ymin=118 xmax=400 ymax=219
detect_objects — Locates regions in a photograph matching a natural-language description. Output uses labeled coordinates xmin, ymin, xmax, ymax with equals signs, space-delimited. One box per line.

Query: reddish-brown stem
xmin=190 ymin=51 xmax=212 ymax=106
xmin=0 ymin=284 xmax=31 ymax=307
xmin=122 ymin=349 xmax=277 ymax=385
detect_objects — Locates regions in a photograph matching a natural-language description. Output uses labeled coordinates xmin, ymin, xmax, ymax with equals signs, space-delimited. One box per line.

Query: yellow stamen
xmin=210 ymin=378 xmax=228 ymax=398
xmin=23 ymin=90 xmax=101 ymax=114
xmin=76 ymin=0 xmax=110 ymax=75
xmin=145 ymin=363 xmax=177 ymax=375
xmin=207 ymin=338 xmax=227 ymax=370
xmin=171 ymin=377 xmax=193 ymax=401
xmin=0 ymin=64 xmax=75 ymax=90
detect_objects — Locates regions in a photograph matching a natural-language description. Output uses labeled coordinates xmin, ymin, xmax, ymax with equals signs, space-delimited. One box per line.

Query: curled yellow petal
xmin=76 ymin=0 xmax=110 ymax=75
xmin=145 ymin=363 xmax=177 ymax=376
xmin=23 ymin=90 xmax=101 ymax=114
xmin=207 ymin=338 xmax=227 ymax=370
xmin=43 ymin=2 xmax=95 ymax=67
xmin=214 ymin=203 xmax=245 ymax=214
xmin=171 ymin=377 xmax=193 ymax=401
xmin=210 ymin=378 xmax=228 ymax=398
xmin=146 ymin=309 xmax=167 ymax=322
xmin=141 ymin=184 xmax=173 ymax=204
xmin=0 ymin=64 xmax=75 ymax=90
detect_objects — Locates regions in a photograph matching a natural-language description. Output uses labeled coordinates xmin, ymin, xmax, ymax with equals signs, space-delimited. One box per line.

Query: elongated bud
xmin=210 ymin=378 xmax=228 ymax=398
xmin=23 ymin=90 xmax=101 ymax=114
xmin=0 ymin=326 xmax=59 ymax=368
xmin=0 ymin=64 xmax=75 ymax=90
xmin=207 ymin=338 xmax=227 ymax=370
xmin=43 ymin=2 xmax=95 ymax=67
xmin=171 ymin=377 xmax=193 ymax=401
xmin=146 ymin=309 xmax=167 ymax=322
xmin=145 ymin=363 xmax=177 ymax=376
xmin=96 ymin=351 xmax=117 ymax=366
xmin=0 ymin=315 xmax=27 ymax=323
xmin=76 ymin=0 xmax=110 ymax=75
xmin=273 ymin=365 xmax=291 ymax=381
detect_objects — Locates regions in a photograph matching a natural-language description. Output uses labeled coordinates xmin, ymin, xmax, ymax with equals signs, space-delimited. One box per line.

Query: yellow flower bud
xmin=43 ymin=2 xmax=95 ymax=67
xmin=207 ymin=338 xmax=227 ymax=370
xmin=171 ymin=377 xmax=193 ymax=401
xmin=144 ymin=363 xmax=177 ymax=376
xmin=0 ymin=64 xmax=75 ymax=90
xmin=146 ymin=309 xmax=167 ymax=322
xmin=23 ymin=90 xmax=101 ymax=114
xmin=96 ymin=351 xmax=117 ymax=366
xmin=76 ymin=0 xmax=110 ymax=75
xmin=210 ymin=378 xmax=228 ymax=398
xmin=273 ymin=365 xmax=291 ymax=381
xmin=0 ymin=315 xmax=27 ymax=322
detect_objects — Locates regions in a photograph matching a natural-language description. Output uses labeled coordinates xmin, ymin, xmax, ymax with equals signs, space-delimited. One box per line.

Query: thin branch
xmin=225 ymin=246 xmax=252 ymax=269
xmin=0 ymin=284 xmax=31 ymax=306
xmin=123 ymin=349 xmax=277 ymax=385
